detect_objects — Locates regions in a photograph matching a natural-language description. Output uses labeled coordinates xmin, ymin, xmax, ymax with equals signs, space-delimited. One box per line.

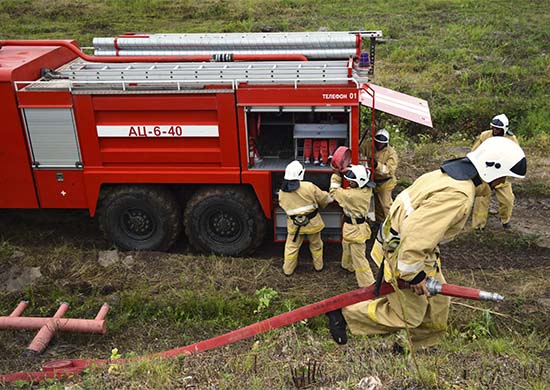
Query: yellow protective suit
xmin=471 ymin=130 xmax=519 ymax=228
xmin=278 ymin=181 xmax=332 ymax=275
xmin=360 ymin=143 xmax=399 ymax=223
xmin=342 ymin=169 xmax=483 ymax=348
xmin=329 ymin=174 xmax=374 ymax=287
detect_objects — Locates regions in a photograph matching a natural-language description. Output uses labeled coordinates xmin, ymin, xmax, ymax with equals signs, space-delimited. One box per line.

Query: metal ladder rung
xmin=60 ymin=60 xmax=348 ymax=72
xmin=67 ymin=69 xmax=348 ymax=80
xmin=54 ymin=60 xmax=356 ymax=84
xmin=67 ymin=69 xmax=347 ymax=78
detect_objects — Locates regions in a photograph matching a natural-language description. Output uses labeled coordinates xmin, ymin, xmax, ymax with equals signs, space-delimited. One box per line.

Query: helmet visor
xmin=374 ymin=134 xmax=389 ymax=143
xmin=491 ymin=118 xmax=505 ymax=128
xmin=344 ymin=170 xmax=357 ymax=180
xmin=510 ymin=157 xmax=527 ymax=177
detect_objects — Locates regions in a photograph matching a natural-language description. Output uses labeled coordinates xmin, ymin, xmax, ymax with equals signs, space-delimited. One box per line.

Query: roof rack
xmin=18 ymin=59 xmax=367 ymax=93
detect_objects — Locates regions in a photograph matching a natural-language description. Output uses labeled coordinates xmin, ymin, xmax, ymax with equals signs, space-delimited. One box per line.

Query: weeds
xmin=464 ymin=310 xmax=494 ymax=340
xmin=0 ymin=1 xmax=548 ymax=139
xmin=0 ymin=240 xmax=15 ymax=258
xmin=290 ymin=359 xmax=322 ymax=389
xmin=469 ymin=229 xmax=541 ymax=250
xmin=0 ymin=1 xmax=549 ymax=388
xmin=514 ymin=179 xmax=550 ymax=196
xmin=413 ymin=138 xmax=441 ymax=165
xmin=254 ymin=286 xmax=278 ymax=315
xmin=108 ymin=347 xmax=122 ymax=374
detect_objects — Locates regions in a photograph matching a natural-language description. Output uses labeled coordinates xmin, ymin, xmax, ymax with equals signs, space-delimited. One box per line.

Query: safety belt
xmin=291 ymin=209 xmax=319 ymax=242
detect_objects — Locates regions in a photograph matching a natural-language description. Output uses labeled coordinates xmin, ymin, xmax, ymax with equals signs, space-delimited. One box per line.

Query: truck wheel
xmin=184 ymin=187 xmax=266 ymax=256
xmin=98 ymin=186 xmax=181 ymax=251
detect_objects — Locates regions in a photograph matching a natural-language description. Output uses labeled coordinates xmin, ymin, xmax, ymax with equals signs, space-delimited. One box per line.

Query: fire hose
xmin=0 ymin=278 xmax=503 ymax=384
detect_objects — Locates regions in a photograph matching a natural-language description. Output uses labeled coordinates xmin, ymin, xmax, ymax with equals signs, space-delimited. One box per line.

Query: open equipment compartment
xmin=246 ymin=107 xmax=350 ymax=172
xmin=244 ymin=105 xmax=353 ymax=243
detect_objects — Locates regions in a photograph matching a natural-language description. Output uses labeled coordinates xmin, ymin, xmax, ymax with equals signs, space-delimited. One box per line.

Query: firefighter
xmin=279 ymin=160 xmax=333 ymax=275
xmin=471 ymin=114 xmax=520 ymax=230
xmin=327 ymin=137 xmax=527 ymax=347
xmin=330 ymin=165 xmax=375 ymax=287
xmin=360 ymin=129 xmax=399 ymax=224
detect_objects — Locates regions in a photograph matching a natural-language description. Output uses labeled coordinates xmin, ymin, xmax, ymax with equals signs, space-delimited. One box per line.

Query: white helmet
xmin=344 ymin=164 xmax=370 ymax=188
xmin=490 ymin=114 xmax=511 ymax=135
xmin=467 ymin=137 xmax=526 ymax=183
xmin=374 ymin=129 xmax=390 ymax=144
xmin=284 ymin=160 xmax=305 ymax=181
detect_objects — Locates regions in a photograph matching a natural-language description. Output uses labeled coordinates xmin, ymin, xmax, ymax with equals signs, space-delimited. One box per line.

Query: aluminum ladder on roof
xmin=57 ymin=59 xmax=354 ymax=83
xmin=26 ymin=59 xmax=369 ymax=93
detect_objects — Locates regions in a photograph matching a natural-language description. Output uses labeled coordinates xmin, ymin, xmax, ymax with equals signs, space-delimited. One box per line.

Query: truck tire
xmin=184 ymin=187 xmax=267 ymax=256
xmin=98 ymin=185 xmax=181 ymax=251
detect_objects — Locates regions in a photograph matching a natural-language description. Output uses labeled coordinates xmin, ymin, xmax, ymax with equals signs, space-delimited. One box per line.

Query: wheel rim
xmin=203 ymin=207 xmax=244 ymax=244
xmin=120 ymin=208 xmax=157 ymax=241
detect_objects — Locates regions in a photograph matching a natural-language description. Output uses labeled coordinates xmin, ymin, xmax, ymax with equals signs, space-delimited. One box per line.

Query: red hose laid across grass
xmin=0 ymin=278 xmax=503 ymax=384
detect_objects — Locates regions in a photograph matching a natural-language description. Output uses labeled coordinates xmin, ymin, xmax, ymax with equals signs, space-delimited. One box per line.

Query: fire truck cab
xmin=0 ymin=32 xmax=432 ymax=255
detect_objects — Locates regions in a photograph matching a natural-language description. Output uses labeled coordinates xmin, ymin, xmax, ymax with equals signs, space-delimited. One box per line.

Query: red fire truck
xmin=0 ymin=32 xmax=432 ymax=255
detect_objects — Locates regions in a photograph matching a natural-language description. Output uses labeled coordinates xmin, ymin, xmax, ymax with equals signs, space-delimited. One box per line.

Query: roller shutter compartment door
xmin=23 ymin=108 xmax=82 ymax=168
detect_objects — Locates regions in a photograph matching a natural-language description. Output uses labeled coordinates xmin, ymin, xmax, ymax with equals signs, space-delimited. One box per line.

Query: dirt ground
xmin=0 ymin=169 xmax=549 ymax=385
xmin=0 ymin=192 xmax=549 ymax=372
xmin=0 ymin=192 xmax=548 ymax=267
xmin=513 ymin=195 xmax=550 ymax=248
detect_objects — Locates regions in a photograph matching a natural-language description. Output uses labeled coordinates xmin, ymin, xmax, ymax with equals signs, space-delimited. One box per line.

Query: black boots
xmin=326 ymin=309 xmax=348 ymax=345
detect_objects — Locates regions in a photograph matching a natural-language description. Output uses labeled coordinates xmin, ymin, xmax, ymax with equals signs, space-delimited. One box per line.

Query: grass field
xmin=0 ymin=230 xmax=548 ymax=389
xmin=0 ymin=1 xmax=549 ymax=389
xmin=0 ymin=0 xmax=549 ymax=142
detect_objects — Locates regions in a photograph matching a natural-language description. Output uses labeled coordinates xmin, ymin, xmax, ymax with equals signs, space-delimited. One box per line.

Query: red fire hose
xmin=0 ymin=278 xmax=503 ymax=384
xmin=0 ymin=40 xmax=308 ymax=63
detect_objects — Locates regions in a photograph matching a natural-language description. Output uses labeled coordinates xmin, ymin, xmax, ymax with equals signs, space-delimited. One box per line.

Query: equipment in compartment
xmin=249 ymin=112 xmax=294 ymax=168
xmin=304 ymin=138 xmax=339 ymax=166
xmin=247 ymin=111 xmax=349 ymax=170
xmin=328 ymin=139 xmax=338 ymax=160
xmin=303 ymin=138 xmax=312 ymax=164
xmin=247 ymin=113 xmax=263 ymax=165
xmin=294 ymin=123 xmax=348 ymax=167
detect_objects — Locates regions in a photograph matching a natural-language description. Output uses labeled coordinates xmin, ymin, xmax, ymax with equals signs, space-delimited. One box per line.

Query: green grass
xmin=515 ymin=179 xmax=550 ymax=196
xmin=1 ymin=2 xmax=549 ymax=388
xmin=0 ymin=241 xmax=15 ymax=258
xmin=62 ymin=324 xmax=549 ymax=389
xmin=1 ymin=244 xmax=548 ymax=389
xmin=464 ymin=229 xmax=541 ymax=250
xmin=0 ymin=0 xmax=548 ymax=144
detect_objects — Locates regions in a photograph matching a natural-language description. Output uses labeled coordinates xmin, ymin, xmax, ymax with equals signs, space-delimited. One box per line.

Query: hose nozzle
xmin=479 ymin=291 xmax=505 ymax=303
xmin=425 ymin=277 xmax=505 ymax=302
